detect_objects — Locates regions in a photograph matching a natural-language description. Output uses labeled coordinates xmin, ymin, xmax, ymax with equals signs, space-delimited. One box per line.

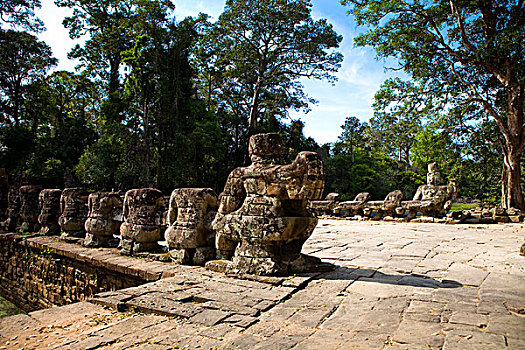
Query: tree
xmin=0 ymin=0 xmax=44 ymax=32
xmin=339 ymin=116 xmax=366 ymax=163
xmin=370 ymin=79 xmax=425 ymax=167
xmin=342 ymin=0 xmax=525 ymax=210
xmin=208 ymin=0 xmax=343 ymax=128
xmin=55 ymin=0 xmax=155 ymax=95
xmin=0 ymin=29 xmax=56 ymax=126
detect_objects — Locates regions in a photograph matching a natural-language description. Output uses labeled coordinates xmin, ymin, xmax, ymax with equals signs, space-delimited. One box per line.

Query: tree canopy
xmin=0 ymin=0 xmax=44 ymax=32
xmin=0 ymin=0 xmax=520 ymax=209
xmin=204 ymin=0 xmax=343 ymax=128
xmin=341 ymin=0 xmax=525 ymax=209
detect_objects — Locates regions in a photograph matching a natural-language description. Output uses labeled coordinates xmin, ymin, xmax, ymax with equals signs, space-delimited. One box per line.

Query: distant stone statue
xmin=38 ymin=189 xmax=62 ymax=235
xmin=84 ymin=192 xmax=123 ymax=247
xmin=1 ymin=172 xmax=28 ymax=232
xmin=165 ymin=188 xmax=218 ymax=265
xmin=211 ymin=133 xmax=325 ymax=275
xmin=398 ymin=163 xmax=458 ymax=219
xmin=412 ymin=162 xmax=442 ymax=201
xmin=59 ymin=188 xmax=90 ymax=238
xmin=309 ymin=192 xmax=340 ymax=216
xmin=120 ymin=188 xmax=165 ymax=255
xmin=18 ymin=185 xmax=43 ymax=232
xmin=338 ymin=192 xmax=371 ymax=216
xmin=363 ymin=190 xmax=403 ymax=219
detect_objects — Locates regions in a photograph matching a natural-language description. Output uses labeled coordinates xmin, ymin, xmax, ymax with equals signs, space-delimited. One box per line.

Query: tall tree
xmin=0 ymin=30 xmax=56 ymax=126
xmin=207 ymin=0 xmax=343 ymax=128
xmin=370 ymin=79 xmax=426 ymax=167
xmin=55 ymin=0 xmax=149 ymax=95
xmin=0 ymin=0 xmax=44 ymax=32
xmin=342 ymin=0 xmax=525 ymax=210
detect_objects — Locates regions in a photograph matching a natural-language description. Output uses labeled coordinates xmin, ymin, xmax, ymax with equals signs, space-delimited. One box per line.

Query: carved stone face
xmin=426 ymin=162 xmax=441 ymax=186
xmin=248 ymin=133 xmax=283 ymax=165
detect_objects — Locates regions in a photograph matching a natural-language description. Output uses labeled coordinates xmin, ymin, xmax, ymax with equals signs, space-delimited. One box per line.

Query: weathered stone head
xmin=59 ymin=188 xmax=90 ymax=238
xmin=165 ymin=188 xmax=218 ymax=265
xmin=19 ymin=185 xmax=43 ymax=232
xmin=84 ymin=192 xmax=123 ymax=247
xmin=38 ymin=189 xmax=62 ymax=235
xmin=210 ymin=133 xmax=326 ymax=275
xmin=248 ymin=132 xmax=283 ymax=165
xmin=120 ymin=188 xmax=165 ymax=255
xmin=427 ymin=162 xmax=441 ymax=186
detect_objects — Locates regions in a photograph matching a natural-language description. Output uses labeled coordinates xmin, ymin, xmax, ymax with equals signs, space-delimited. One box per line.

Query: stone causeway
xmin=1 ymin=219 xmax=524 ymax=349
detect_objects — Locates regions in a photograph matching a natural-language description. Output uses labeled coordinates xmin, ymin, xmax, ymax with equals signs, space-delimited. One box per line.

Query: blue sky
xmin=36 ymin=0 xmax=402 ymax=144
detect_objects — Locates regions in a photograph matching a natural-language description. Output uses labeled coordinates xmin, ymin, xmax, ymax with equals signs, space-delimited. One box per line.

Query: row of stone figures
xmin=0 ymin=133 xmax=327 ymax=276
xmin=310 ymin=163 xmax=458 ymax=220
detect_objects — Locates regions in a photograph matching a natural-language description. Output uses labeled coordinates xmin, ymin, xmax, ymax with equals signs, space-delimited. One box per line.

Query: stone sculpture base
xmin=84 ymin=232 xmax=120 ymax=248
xmin=119 ymin=222 xmax=163 ymax=255
xmin=84 ymin=217 xmax=121 ymax=247
xmin=212 ymin=214 xmax=330 ymax=275
xmin=206 ymin=254 xmax=333 ymax=276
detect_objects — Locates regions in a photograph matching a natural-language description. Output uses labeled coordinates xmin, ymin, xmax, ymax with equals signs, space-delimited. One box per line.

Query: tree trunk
xmin=500 ymin=83 xmax=525 ymax=210
xmin=501 ymin=144 xmax=524 ymax=210
xmin=248 ymin=76 xmax=262 ymax=128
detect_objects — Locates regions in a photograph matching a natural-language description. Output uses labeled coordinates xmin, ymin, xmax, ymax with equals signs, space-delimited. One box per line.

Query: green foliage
xmin=0 ymin=29 xmax=56 ymax=125
xmin=0 ymin=0 xmax=44 ymax=32
xmin=341 ymin=0 xmax=525 ymax=209
xmin=200 ymin=0 xmax=343 ymax=128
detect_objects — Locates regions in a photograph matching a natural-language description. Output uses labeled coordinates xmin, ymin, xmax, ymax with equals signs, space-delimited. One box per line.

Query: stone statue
xmin=84 ymin=192 xmax=123 ymax=247
xmin=398 ymin=163 xmax=458 ymax=218
xmin=59 ymin=188 xmax=90 ymax=238
xmin=309 ymin=192 xmax=340 ymax=216
xmin=165 ymin=188 xmax=218 ymax=265
xmin=412 ymin=162 xmax=443 ymax=201
xmin=1 ymin=172 xmax=28 ymax=232
xmin=211 ymin=133 xmax=325 ymax=275
xmin=363 ymin=190 xmax=403 ymax=219
xmin=38 ymin=189 xmax=62 ymax=235
xmin=18 ymin=185 xmax=43 ymax=232
xmin=119 ymin=188 xmax=165 ymax=255
xmin=338 ymin=192 xmax=371 ymax=217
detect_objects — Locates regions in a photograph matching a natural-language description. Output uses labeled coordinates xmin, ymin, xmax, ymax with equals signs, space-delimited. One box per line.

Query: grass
xmin=0 ymin=296 xmax=25 ymax=318
xmin=450 ymin=202 xmax=482 ymax=211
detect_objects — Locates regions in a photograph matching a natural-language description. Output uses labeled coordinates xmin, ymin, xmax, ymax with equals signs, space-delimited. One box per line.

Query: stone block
xmin=38 ymin=189 xmax=62 ymax=235
xmin=120 ymin=188 xmax=165 ymax=255
xmin=59 ymin=188 xmax=89 ymax=237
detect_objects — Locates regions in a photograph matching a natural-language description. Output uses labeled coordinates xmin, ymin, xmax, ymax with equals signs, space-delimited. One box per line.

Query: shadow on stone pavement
xmin=321 ymin=265 xmax=463 ymax=289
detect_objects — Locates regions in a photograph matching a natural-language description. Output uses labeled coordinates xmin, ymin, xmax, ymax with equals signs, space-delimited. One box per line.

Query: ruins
xmin=38 ymin=189 xmax=62 ymax=235
xmin=0 ymin=172 xmax=28 ymax=232
xmin=310 ymin=162 xmax=461 ymax=221
xmin=59 ymin=188 xmax=90 ymax=238
xmin=84 ymin=192 xmax=123 ymax=247
xmin=338 ymin=192 xmax=371 ymax=216
xmin=119 ymin=188 xmax=166 ymax=255
xmin=363 ymin=190 xmax=404 ymax=219
xmin=165 ymin=188 xmax=218 ymax=265
xmin=210 ymin=133 xmax=326 ymax=275
xmin=18 ymin=185 xmax=43 ymax=232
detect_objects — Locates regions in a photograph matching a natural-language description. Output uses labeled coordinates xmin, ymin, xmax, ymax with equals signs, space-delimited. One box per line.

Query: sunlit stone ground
xmin=0 ymin=220 xmax=523 ymax=349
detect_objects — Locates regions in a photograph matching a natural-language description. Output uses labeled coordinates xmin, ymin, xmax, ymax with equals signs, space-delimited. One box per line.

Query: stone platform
xmin=1 ymin=220 xmax=524 ymax=349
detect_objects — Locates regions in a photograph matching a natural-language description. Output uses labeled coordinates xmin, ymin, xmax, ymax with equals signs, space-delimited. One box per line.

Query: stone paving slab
xmin=0 ymin=220 xmax=524 ymax=349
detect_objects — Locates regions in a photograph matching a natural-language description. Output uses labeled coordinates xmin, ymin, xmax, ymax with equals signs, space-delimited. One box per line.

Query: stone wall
xmin=0 ymin=234 xmax=174 ymax=312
